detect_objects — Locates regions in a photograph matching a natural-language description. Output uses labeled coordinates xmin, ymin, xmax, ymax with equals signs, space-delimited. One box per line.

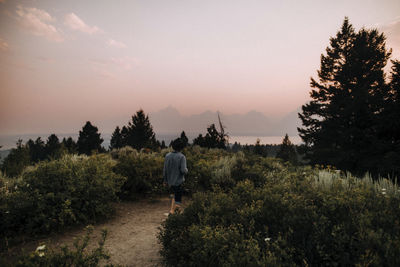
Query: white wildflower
xmin=38 ymin=251 xmax=45 ymax=257
xmin=36 ymin=245 xmax=46 ymax=251
xmin=264 ymin=237 xmax=271 ymax=242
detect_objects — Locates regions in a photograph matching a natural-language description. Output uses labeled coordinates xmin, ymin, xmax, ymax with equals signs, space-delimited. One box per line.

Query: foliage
xmin=159 ymin=165 xmax=400 ymax=266
xmin=11 ymin=226 xmax=120 ymax=267
xmin=193 ymin=124 xmax=227 ymax=149
xmin=110 ymin=126 xmax=124 ymax=150
xmin=1 ymin=140 xmax=30 ymax=177
xmin=111 ymin=146 xmax=166 ymax=199
xmin=45 ymin=134 xmax=63 ymax=160
xmin=0 ymin=154 xmax=126 ymax=241
xmin=77 ymin=121 xmax=104 ymax=155
xmin=179 ymin=131 xmax=189 ymax=147
xmin=126 ymin=109 xmax=158 ymax=150
xmin=276 ymin=134 xmax=298 ymax=164
xmin=298 ymin=17 xmax=398 ymax=179
xmin=62 ymin=137 xmax=78 ymax=154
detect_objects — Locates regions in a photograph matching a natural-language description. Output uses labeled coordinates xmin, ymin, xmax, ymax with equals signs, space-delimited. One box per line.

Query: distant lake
xmin=0 ymin=133 xmax=302 ymax=150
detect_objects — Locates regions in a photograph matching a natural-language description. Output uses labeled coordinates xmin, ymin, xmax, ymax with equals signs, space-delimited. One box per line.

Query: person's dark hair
xmin=172 ymin=138 xmax=185 ymax=151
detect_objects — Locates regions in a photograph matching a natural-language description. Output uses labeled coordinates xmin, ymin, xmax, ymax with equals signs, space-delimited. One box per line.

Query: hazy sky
xmin=0 ymin=0 xmax=399 ymax=134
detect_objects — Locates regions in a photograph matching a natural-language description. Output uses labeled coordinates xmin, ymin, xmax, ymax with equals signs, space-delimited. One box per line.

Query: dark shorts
xmin=171 ymin=184 xmax=183 ymax=204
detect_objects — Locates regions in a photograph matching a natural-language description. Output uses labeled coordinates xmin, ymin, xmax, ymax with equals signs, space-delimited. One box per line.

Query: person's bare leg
xmin=170 ymin=197 xmax=175 ymax=214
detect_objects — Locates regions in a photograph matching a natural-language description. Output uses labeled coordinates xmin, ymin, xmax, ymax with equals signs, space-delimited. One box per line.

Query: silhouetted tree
xmin=161 ymin=140 xmax=166 ymax=149
xmin=46 ymin=134 xmax=62 ymax=159
xmin=193 ymin=124 xmax=227 ymax=149
xmin=125 ymin=110 xmax=157 ymax=150
xmin=377 ymin=60 xmax=400 ymax=178
xmin=110 ymin=126 xmax=124 ymax=150
xmin=254 ymin=138 xmax=267 ymax=156
xmin=276 ymin=134 xmax=297 ymax=164
xmin=1 ymin=139 xmax=30 ymax=177
xmin=298 ymin=18 xmax=392 ymax=176
xmin=77 ymin=121 xmax=104 ymax=155
xmin=62 ymin=137 xmax=78 ymax=154
xmin=27 ymin=137 xmax=46 ymax=162
xmin=180 ymin=131 xmax=189 ymax=147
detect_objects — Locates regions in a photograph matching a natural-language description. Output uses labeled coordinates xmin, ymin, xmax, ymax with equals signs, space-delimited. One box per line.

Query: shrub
xmin=159 ymin=168 xmax=400 ymax=266
xmin=112 ymin=147 xmax=165 ymax=199
xmin=0 ymin=154 xmax=126 ymax=241
xmin=10 ymin=226 xmax=120 ymax=267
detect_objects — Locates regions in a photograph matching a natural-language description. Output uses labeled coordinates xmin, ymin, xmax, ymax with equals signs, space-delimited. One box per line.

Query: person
xmin=163 ymin=138 xmax=188 ymax=214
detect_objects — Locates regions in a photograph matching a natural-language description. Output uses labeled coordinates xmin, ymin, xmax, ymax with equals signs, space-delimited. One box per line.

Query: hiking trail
xmin=7 ymin=197 xmax=172 ymax=267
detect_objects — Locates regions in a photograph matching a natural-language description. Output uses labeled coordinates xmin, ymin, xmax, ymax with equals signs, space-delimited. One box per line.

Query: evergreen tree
xmin=62 ymin=137 xmax=78 ymax=154
xmin=298 ymin=18 xmax=391 ymax=175
xmin=27 ymin=137 xmax=46 ymax=162
xmin=161 ymin=140 xmax=166 ymax=149
xmin=193 ymin=124 xmax=227 ymax=149
xmin=46 ymin=134 xmax=62 ymax=159
xmin=110 ymin=126 xmax=124 ymax=150
xmin=377 ymin=60 xmax=400 ymax=178
xmin=1 ymin=139 xmax=30 ymax=177
xmin=125 ymin=110 xmax=157 ymax=150
xmin=276 ymin=134 xmax=298 ymax=164
xmin=254 ymin=138 xmax=267 ymax=156
xmin=120 ymin=126 xmax=129 ymax=147
xmin=180 ymin=131 xmax=189 ymax=147
xmin=77 ymin=121 xmax=104 ymax=155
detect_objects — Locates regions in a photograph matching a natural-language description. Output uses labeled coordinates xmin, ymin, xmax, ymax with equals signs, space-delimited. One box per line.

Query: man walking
xmin=163 ymin=138 xmax=188 ymax=214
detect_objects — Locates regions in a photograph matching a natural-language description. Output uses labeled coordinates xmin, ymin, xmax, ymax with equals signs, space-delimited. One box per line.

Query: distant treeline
xmin=0 ymin=109 xmax=298 ymax=177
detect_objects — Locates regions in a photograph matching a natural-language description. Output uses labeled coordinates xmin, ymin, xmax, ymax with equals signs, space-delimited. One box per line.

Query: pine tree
xmin=193 ymin=124 xmax=227 ymax=149
xmin=1 ymin=139 xmax=30 ymax=177
xmin=180 ymin=131 xmax=189 ymax=147
xmin=77 ymin=121 xmax=104 ymax=155
xmin=298 ymin=18 xmax=391 ymax=175
xmin=27 ymin=137 xmax=46 ymax=162
xmin=126 ymin=110 xmax=157 ymax=150
xmin=62 ymin=137 xmax=78 ymax=154
xmin=276 ymin=134 xmax=297 ymax=164
xmin=46 ymin=134 xmax=62 ymax=159
xmin=110 ymin=126 xmax=124 ymax=150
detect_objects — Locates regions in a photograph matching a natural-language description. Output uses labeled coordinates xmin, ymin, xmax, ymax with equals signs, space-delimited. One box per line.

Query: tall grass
xmin=314 ymin=169 xmax=400 ymax=197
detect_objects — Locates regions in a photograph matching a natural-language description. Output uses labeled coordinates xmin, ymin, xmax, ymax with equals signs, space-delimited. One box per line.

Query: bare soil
xmin=4 ymin=197 xmax=173 ymax=267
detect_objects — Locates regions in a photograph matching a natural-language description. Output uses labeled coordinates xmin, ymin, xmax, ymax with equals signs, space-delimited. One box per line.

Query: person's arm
xmin=180 ymin=155 xmax=188 ymax=174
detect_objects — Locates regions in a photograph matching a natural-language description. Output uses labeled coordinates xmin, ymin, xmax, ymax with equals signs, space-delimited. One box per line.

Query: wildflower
xmin=36 ymin=245 xmax=46 ymax=251
xmin=5 ymin=211 xmax=9 ymax=214
xmin=264 ymin=237 xmax=271 ymax=242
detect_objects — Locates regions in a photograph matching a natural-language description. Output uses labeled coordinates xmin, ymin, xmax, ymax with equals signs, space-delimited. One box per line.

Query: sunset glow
xmin=0 ymin=0 xmax=399 ymax=135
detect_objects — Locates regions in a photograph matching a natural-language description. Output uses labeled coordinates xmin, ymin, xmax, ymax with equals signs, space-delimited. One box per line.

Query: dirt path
xmin=6 ymin=197 xmax=172 ymax=267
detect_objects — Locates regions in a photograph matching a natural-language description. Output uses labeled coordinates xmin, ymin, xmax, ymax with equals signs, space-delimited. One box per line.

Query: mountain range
xmin=149 ymin=106 xmax=302 ymax=137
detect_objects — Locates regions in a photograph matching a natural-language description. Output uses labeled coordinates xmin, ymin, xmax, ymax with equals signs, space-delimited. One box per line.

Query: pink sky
xmin=0 ymin=0 xmax=400 ymax=135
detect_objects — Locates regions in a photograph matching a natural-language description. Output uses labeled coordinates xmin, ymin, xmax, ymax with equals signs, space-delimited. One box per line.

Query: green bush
xmin=0 ymin=154 xmax=126 ymax=241
xmin=10 ymin=226 xmax=120 ymax=267
xmin=159 ymin=167 xmax=400 ymax=266
xmin=111 ymin=147 xmax=166 ymax=199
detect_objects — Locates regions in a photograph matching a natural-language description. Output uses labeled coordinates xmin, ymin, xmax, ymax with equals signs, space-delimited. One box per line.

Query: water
xmin=0 ymin=133 xmax=302 ymax=150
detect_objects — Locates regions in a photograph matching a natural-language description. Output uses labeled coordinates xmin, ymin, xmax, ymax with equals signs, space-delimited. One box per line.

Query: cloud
xmin=64 ymin=13 xmax=101 ymax=34
xmin=0 ymin=38 xmax=9 ymax=51
xmin=107 ymin=39 xmax=127 ymax=48
xmin=15 ymin=5 xmax=64 ymax=42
